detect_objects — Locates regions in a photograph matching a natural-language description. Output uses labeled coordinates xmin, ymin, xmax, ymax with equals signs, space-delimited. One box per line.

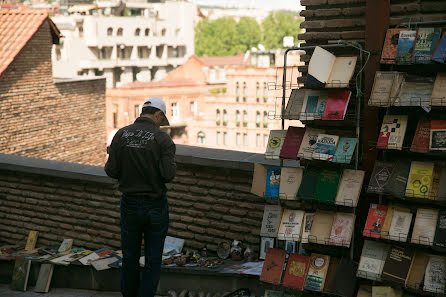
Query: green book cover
xmin=314 ymin=168 xmax=342 ymax=204
xmin=297 ymin=166 xmax=319 ymax=200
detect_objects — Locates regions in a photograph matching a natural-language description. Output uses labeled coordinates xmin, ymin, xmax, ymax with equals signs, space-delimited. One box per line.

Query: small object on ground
xmin=217 ymin=241 xmax=230 ymax=259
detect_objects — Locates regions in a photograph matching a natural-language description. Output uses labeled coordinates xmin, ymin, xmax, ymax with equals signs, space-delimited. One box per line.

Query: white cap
xmin=142 ymin=97 xmax=169 ymax=126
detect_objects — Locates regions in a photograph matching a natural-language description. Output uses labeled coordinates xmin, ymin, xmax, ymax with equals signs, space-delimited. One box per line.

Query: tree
xmin=261 ymin=11 xmax=302 ymax=50
xmin=235 ymin=17 xmax=261 ymax=53
xmin=195 ymin=17 xmax=239 ymax=57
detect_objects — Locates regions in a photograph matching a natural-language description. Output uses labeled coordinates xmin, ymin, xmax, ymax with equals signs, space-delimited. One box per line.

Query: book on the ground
xmin=396 ymin=30 xmax=417 ymax=64
xmin=335 ymin=169 xmax=365 ymax=207
xmin=329 ymin=213 xmax=355 ymax=247
xmin=357 ymin=285 xmax=372 ymax=297
xmin=431 ymin=72 xmax=446 ymax=106
xmin=312 ymin=134 xmax=339 ymax=161
xmin=410 ymin=118 xmax=431 ymax=153
xmin=372 ymin=287 xmax=402 ymax=297
xmin=411 ymin=208 xmax=438 ymax=246
xmin=279 ymin=167 xmax=303 ymax=200
xmin=260 ymin=205 xmax=283 ymax=237
xmin=369 ymin=71 xmax=404 ymax=106
xmin=265 ymin=130 xmax=287 ymax=159
xmin=423 ymin=255 xmax=446 ymax=293
xmin=326 ymin=258 xmax=358 ymax=297
xmin=297 ymin=165 xmax=319 ymax=200
xmin=430 ymin=120 xmax=446 ymax=151
xmin=251 ymin=163 xmax=269 ymax=197
xmin=300 ymin=90 xmax=324 ymax=120
xmin=260 ymin=248 xmax=286 ymax=285
xmin=314 ymin=168 xmax=342 ymax=204
xmin=381 ymin=28 xmax=405 ymax=64
xmin=377 ymin=115 xmax=408 ymax=150
xmin=34 ymin=263 xmax=54 ymax=293
xmin=384 ymin=160 xmax=411 ymax=199
xmin=388 ymin=208 xmax=413 ymax=242
xmin=412 ymin=27 xmax=442 ymax=64
xmin=332 ymin=137 xmax=357 ymax=164
xmin=309 ymin=211 xmax=335 ymax=245
xmin=301 ymin=213 xmax=315 ymax=244
xmin=405 ymin=251 xmax=429 ymax=289
xmin=323 ymin=257 xmax=340 ymax=294
xmin=163 ymin=236 xmax=184 ymax=255
xmin=322 ymin=90 xmax=352 ymax=120
xmin=381 ymin=245 xmax=414 ymax=285
xmin=265 ymin=167 xmax=281 ymax=198
xmin=431 ymin=32 xmax=446 ymax=63
xmin=406 ymin=161 xmax=435 ymax=199
xmin=58 ymin=239 xmax=73 ymax=253
xmin=368 ymin=161 xmax=395 ymax=194
xmin=394 ymin=76 xmax=434 ymax=106
xmin=363 ymin=204 xmax=388 ymax=238
xmin=297 ymin=128 xmax=325 ymax=159
xmin=280 ymin=127 xmax=306 ymax=159
xmin=277 ymin=209 xmax=305 ymax=241
xmin=259 ymin=237 xmax=274 ymax=260
xmin=433 ymin=210 xmax=446 ymax=251
xmin=284 ymin=89 xmax=305 ymax=119
xmin=25 ymin=231 xmax=38 ymax=251
xmin=10 ymin=257 xmax=31 ymax=291
xmin=304 ymin=254 xmax=330 ymax=291
xmin=50 ymin=248 xmax=87 ymax=265
xmin=357 ymin=240 xmax=390 ymax=281
xmin=282 ymin=253 xmax=310 ymax=290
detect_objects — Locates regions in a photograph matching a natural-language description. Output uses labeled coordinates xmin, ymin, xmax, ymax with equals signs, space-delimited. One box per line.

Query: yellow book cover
xmin=25 ymin=231 xmax=39 ymax=251
xmin=406 ymin=161 xmax=435 ymax=199
xmin=380 ymin=206 xmax=394 ymax=240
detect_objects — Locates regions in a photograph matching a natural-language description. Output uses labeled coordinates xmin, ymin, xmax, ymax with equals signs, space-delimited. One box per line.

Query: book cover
xmin=259 ymin=237 xmax=275 ymax=260
xmin=301 ymin=213 xmax=315 ymax=244
xmin=265 ymin=167 xmax=281 ymax=198
xmin=381 ymin=245 xmax=414 ymax=285
xmin=322 ymin=257 xmax=340 ymax=294
xmin=395 ymin=30 xmax=417 ymax=65
xmin=326 ymin=56 xmax=357 ymax=88
xmin=309 ymin=211 xmax=335 ymax=245
xmin=412 ymin=27 xmax=442 ymax=64
xmin=304 ymin=254 xmax=330 ymax=292
xmin=312 ymin=134 xmax=339 ymax=161
xmin=284 ymin=240 xmax=297 ymax=254
xmin=79 ymin=252 xmax=100 ymax=265
xmin=10 ymin=257 xmax=31 ymax=291
xmin=297 ymin=128 xmax=325 ymax=159
xmin=297 ymin=166 xmax=319 ymax=200
xmin=388 ymin=209 xmax=413 ymax=242
xmin=91 ymin=255 xmax=121 ymax=271
xmin=58 ymin=239 xmax=73 ymax=253
xmin=265 ymin=130 xmax=287 ymax=159
xmin=430 ymin=120 xmax=446 ymax=151
xmin=381 ymin=28 xmax=405 ymax=64
xmin=308 ymin=46 xmax=336 ymax=84
xmin=369 ymin=71 xmax=404 ymax=107
xmin=332 ymin=137 xmax=357 ymax=164
xmin=377 ymin=115 xmax=408 ymax=150
xmin=430 ymin=163 xmax=443 ymax=200
xmin=282 ymin=253 xmax=310 ymax=290
xmin=279 ymin=126 xmax=306 ymax=159
xmin=406 ymin=161 xmax=435 ymax=199
xmin=357 ymin=240 xmax=390 ymax=281
xmin=411 ymin=208 xmax=438 ymax=246
xmin=163 ymin=236 xmax=185 ymax=255
xmin=380 ymin=205 xmax=395 ymax=240
xmin=284 ymin=89 xmax=305 ymax=120
xmin=329 ymin=213 xmax=355 ymax=247
xmin=326 ymin=258 xmax=358 ymax=297
xmin=251 ymin=163 xmax=268 ymax=197
xmin=405 ymin=251 xmax=429 ymax=289
xmin=322 ymin=90 xmax=352 ymax=120
xmin=363 ymin=204 xmax=388 ymax=238
xmin=314 ymin=168 xmax=342 ymax=204
xmin=300 ymin=90 xmax=322 ymax=120
xmin=431 ymin=72 xmax=446 ymax=106
xmin=395 ymin=77 xmax=434 ymax=107
xmin=368 ymin=161 xmax=395 ymax=194
xmin=277 ymin=209 xmax=305 ymax=241
xmin=335 ymin=169 xmax=364 ymax=207
xmin=260 ymin=205 xmax=283 ymax=237
xmin=260 ymin=248 xmax=287 ymax=285
xmin=25 ymin=231 xmax=38 ymax=252
xmin=410 ymin=118 xmax=431 ymax=153
xmin=423 ymin=255 xmax=446 ymax=293
xmin=279 ymin=167 xmax=303 ymax=200
xmin=383 ymin=161 xmax=411 ymax=199
xmin=314 ymin=91 xmax=328 ymax=119
xmin=433 ymin=210 xmax=446 ymax=250
xmin=305 ymin=73 xmax=325 ymax=89
xmin=431 ymin=32 xmax=446 ymax=63
xmin=34 ymin=263 xmax=54 ymax=293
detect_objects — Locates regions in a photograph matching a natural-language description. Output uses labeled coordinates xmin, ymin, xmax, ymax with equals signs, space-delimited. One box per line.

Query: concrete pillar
xmin=104 ymin=69 xmax=114 ymax=88
xmin=138 ymin=68 xmax=151 ymax=81
xmin=121 ymin=67 xmax=133 ymax=85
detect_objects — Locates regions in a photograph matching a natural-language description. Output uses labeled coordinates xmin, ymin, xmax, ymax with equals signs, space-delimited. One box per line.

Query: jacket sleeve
xmin=104 ymin=132 xmax=121 ymax=179
xmin=156 ymin=132 xmax=176 ymax=183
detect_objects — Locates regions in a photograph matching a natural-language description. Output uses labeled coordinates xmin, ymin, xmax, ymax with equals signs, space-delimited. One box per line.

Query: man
xmin=105 ymin=97 xmax=176 ymax=297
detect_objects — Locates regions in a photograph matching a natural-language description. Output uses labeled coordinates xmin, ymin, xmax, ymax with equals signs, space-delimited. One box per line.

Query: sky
xmin=190 ymin=0 xmax=304 ymax=11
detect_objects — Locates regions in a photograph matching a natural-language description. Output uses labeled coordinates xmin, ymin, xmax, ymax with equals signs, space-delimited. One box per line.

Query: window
xmin=171 ymin=103 xmax=179 ymax=119
xmin=117 ymin=28 xmax=123 ymax=36
xmin=236 ymin=82 xmax=240 ymax=102
xmin=256 ymin=82 xmax=260 ymax=102
xmin=256 ymin=134 xmax=261 ymax=148
xmin=216 ymin=132 xmax=221 ymax=145
xmin=135 ymin=28 xmax=141 ymax=36
xmin=264 ymin=134 xmax=268 ymax=148
xmin=190 ymin=101 xmax=196 ymax=115
xmin=107 ymin=27 xmax=113 ymax=36
xmin=223 ymin=110 xmax=227 ymax=126
xmin=236 ymin=110 xmax=240 ymax=127
xmin=161 ymin=28 xmax=166 ymax=36
xmin=112 ymin=104 xmax=118 ymax=128
xmin=219 ymin=68 xmax=226 ymax=81
xmin=145 ymin=28 xmax=150 ymax=36
xmin=209 ymin=68 xmax=216 ymax=82
xmin=263 ymin=111 xmax=268 ymax=128
xmin=243 ymin=111 xmax=248 ymax=127
xmin=99 ymin=47 xmax=107 ymax=60
xmin=223 ymin=132 xmax=228 ymax=145
xmin=243 ymin=133 xmax=248 ymax=146
xmin=216 ymin=109 xmax=221 ymax=125
xmin=236 ymin=133 xmax=241 ymax=146
xmin=256 ymin=111 xmax=261 ymax=128
xmin=134 ymin=104 xmax=140 ymax=119
xmin=197 ymin=132 xmax=205 ymax=144
xmin=263 ymin=82 xmax=268 ymax=102
xmin=243 ymin=82 xmax=247 ymax=102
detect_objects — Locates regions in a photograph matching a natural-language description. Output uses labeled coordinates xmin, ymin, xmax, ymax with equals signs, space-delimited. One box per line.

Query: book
xmin=381 ymin=245 xmax=414 ymax=285
xmin=91 ymin=255 xmax=121 ymax=271
xmin=279 ymin=127 xmax=306 ymax=160
xmin=431 ymin=32 xmax=446 ymax=63
xmin=412 ymin=27 xmax=442 ymax=64
xmin=383 ymin=160 xmax=411 ymax=199
xmin=279 ymin=167 xmax=303 ymax=200
xmin=357 ymin=240 xmax=390 ymax=281
xmin=260 ymin=205 xmax=283 ymax=237
xmin=430 ymin=120 xmax=446 ymax=151
xmin=395 ymin=30 xmax=417 ymax=65
xmin=314 ymin=168 xmax=342 ymax=204
xmin=304 ymin=254 xmax=330 ymax=291
xmin=312 ymin=134 xmax=339 ymax=161
xmin=369 ymin=71 xmax=404 ymax=106
xmin=332 ymin=137 xmax=357 ymax=164
xmin=388 ymin=208 xmax=413 ymax=242
xmin=297 ymin=128 xmax=325 ymax=159
xmin=380 ymin=205 xmax=396 ymax=239
xmin=284 ymin=240 xmax=297 ymax=254
xmin=25 ymin=231 xmax=39 ymax=251
xmin=372 ymin=287 xmax=402 ymax=297
xmin=430 ymin=163 xmax=443 ymax=200
xmin=328 ymin=213 xmax=355 ymax=247
xmin=34 ymin=263 xmax=54 ymax=293
xmin=423 ymin=255 xmax=446 ymax=293
xmin=314 ymin=91 xmax=328 ymax=119
xmin=305 ymin=73 xmax=325 ymax=88
xmin=437 ymin=165 xmax=446 ymax=201
xmin=300 ymin=90 xmax=324 ymax=120
xmin=326 ymin=56 xmax=358 ymax=88
xmin=410 ymin=118 xmax=431 ymax=153
xmin=282 ymin=253 xmax=310 ymax=290
xmin=259 ymin=237 xmax=275 ymax=260
xmin=322 ymin=257 xmax=340 ymax=294
xmin=381 ymin=28 xmax=405 ymax=64
xmin=251 ymin=163 xmax=269 ymax=197
xmin=79 ymin=252 xmax=100 ymax=265
xmin=431 ymin=72 xmax=446 ymax=106
xmin=307 ymin=46 xmax=335 ymax=85
xmin=297 ymin=165 xmax=319 ymax=200
xmin=394 ymin=76 xmax=434 ymax=107
xmin=411 ymin=208 xmax=438 ymax=246
xmin=405 ymin=251 xmax=429 ymax=289
xmin=335 ymin=169 xmax=365 ymax=207
xmin=368 ymin=161 xmax=395 ymax=194
xmin=433 ymin=210 xmax=446 ymax=250
xmin=265 ymin=167 xmax=281 ymax=198
xmin=301 ymin=213 xmax=315 ymax=244
xmin=278 ymin=209 xmax=305 ymax=241
xmin=284 ymin=89 xmax=305 ymax=119
xmin=265 ymin=130 xmax=287 ymax=159
xmin=377 ymin=115 xmax=408 ymax=150
xmin=260 ymin=248 xmax=286 ymax=285
xmin=58 ymin=239 xmax=73 ymax=253
xmin=363 ymin=204 xmax=388 ymax=238
xmin=10 ymin=257 xmax=31 ymax=291
xmin=163 ymin=236 xmax=184 ymax=255
xmin=309 ymin=211 xmax=335 ymax=245
xmin=322 ymin=90 xmax=352 ymax=120
xmin=326 ymin=258 xmax=358 ymax=297
xmin=406 ymin=161 xmax=435 ymax=199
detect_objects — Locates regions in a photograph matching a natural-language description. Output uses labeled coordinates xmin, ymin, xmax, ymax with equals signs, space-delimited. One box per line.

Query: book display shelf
xmin=357 ymin=21 xmax=446 ymax=297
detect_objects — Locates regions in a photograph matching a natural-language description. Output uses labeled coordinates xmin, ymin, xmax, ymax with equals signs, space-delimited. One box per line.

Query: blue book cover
xmin=312 ymin=134 xmax=339 ymax=161
xmin=265 ymin=167 xmax=281 ymax=198
xmin=332 ymin=137 xmax=358 ymax=164
xmin=305 ymin=95 xmax=319 ymax=114
xmin=396 ymin=30 xmax=417 ymax=64
xmin=412 ymin=28 xmax=441 ymax=64
xmin=432 ymin=32 xmax=446 ymax=63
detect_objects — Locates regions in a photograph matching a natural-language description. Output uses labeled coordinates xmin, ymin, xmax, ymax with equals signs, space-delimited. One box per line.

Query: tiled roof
xmin=195 ymin=53 xmax=246 ymax=67
xmin=118 ymin=79 xmax=202 ymax=89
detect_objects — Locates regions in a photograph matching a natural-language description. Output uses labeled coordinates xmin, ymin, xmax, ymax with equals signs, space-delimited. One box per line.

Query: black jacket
xmin=104 ymin=117 xmax=176 ymax=198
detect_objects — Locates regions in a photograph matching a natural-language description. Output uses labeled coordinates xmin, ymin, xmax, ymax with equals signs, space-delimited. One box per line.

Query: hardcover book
xmin=394 ymin=76 xmax=434 ymax=107
xmin=381 ymin=245 xmax=414 ymax=285
xmin=297 ymin=165 xmax=319 ymax=200
xmin=363 ymin=204 xmax=388 ymax=238
xmin=431 ymin=32 xmax=446 ymax=63
xmin=297 ymin=128 xmax=325 ymax=159
xmin=309 ymin=211 xmax=335 ymax=245
xmin=430 ymin=120 xmax=446 ymax=151
xmin=265 ymin=167 xmax=281 ymax=198
xmin=367 ymin=161 xmax=395 ymax=194
xmin=433 ymin=210 xmax=446 ymax=250
xmin=25 ymin=231 xmax=38 ymax=252
xmin=412 ymin=27 xmax=442 ymax=64
xmin=423 ymin=255 xmax=446 ymax=293
xmin=383 ymin=161 xmax=411 ymax=199
xmin=251 ymin=163 xmax=269 ymax=197
xmin=265 ymin=130 xmax=287 ymax=159
xmin=279 ymin=127 xmax=306 ymax=160
xmin=300 ymin=90 xmax=324 ymax=120
xmin=431 ymin=72 xmax=446 ymax=106
xmin=369 ymin=71 xmax=404 ymax=106
xmin=406 ymin=161 xmax=435 ymax=199
xmin=284 ymin=89 xmax=305 ymax=119
xmin=381 ymin=28 xmax=405 ymax=64
xmin=411 ymin=208 xmax=438 ymax=246
xmin=410 ymin=118 xmax=431 ymax=153
xmin=34 ymin=263 xmax=54 ymax=293
xmin=312 ymin=134 xmax=339 ymax=161
xmin=321 ymin=90 xmax=352 ymax=120
xmin=405 ymin=251 xmax=429 ymax=289
xmin=10 ymin=257 xmax=31 ymax=291
xmin=282 ymin=253 xmax=310 ymax=290
xmin=326 ymin=258 xmax=358 ymax=297
xmin=301 ymin=212 xmax=315 ymax=244
xmin=377 ymin=115 xmax=408 ymax=150
xmin=260 ymin=205 xmax=283 ymax=237
xmin=304 ymin=254 xmax=330 ymax=291
xmin=335 ymin=169 xmax=365 ymax=207
xmin=332 ymin=137 xmax=357 ymax=164
xmin=395 ymin=30 xmax=417 ymax=65
xmin=357 ymin=240 xmax=390 ymax=281
xmin=277 ymin=209 xmax=305 ymax=241
xmin=279 ymin=167 xmax=303 ymax=200
xmin=260 ymin=248 xmax=287 ymax=285
xmin=388 ymin=208 xmax=413 ymax=242
xmin=328 ymin=213 xmax=355 ymax=247
xmin=314 ymin=168 xmax=342 ymax=204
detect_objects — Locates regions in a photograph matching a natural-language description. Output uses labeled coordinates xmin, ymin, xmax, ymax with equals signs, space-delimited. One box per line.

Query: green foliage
xmin=235 ymin=17 xmax=261 ymax=53
xmin=261 ymin=11 xmax=302 ymax=50
xmin=195 ymin=17 xmax=239 ymax=57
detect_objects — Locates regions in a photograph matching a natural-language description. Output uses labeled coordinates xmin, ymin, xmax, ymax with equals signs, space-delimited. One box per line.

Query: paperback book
xmin=335 ymin=169 xmax=365 ymax=207
xmin=297 ymin=128 xmax=325 ymax=159
xmin=279 ymin=126 xmax=306 ymax=159
xmin=377 ymin=115 xmax=408 ymax=150
xmin=430 ymin=120 xmax=446 ymax=151
xmin=278 ymin=167 xmax=303 ymax=200
xmin=363 ymin=204 xmax=388 ymax=238
xmin=332 ymin=137 xmax=357 ymax=164
xmin=357 ymin=240 xmax=390 ymax=281
xmin=260 ymin=248 xmax=287 ymax=285
xmin=265 ymin=167 xmax=281 ymax=198
xmin=277 ymin=209 xmax=305 ymax=241
xmin=312 ymin=134 xmax=339 ymax=161
xmin=282 ymin=254 xmax=310 ymax=290
xmin=412 ymin=27 xmax=442 ymax=64
xmin=328 ymin=213 xmax=355 ymax=247
xmin=265 ymin=130 xmax=287 ymax=160
xmin=381 ymin=28 xmax=405 ymax=64
xmin=304 ymin=254 xmax=330 ymax=291
xmin=321 ymin=90 xmax=352 ymax=120
xmin=406 ymin=161 xmax=435 ymax=199
xmin=395 ymin=30 xmax=417 ymax=64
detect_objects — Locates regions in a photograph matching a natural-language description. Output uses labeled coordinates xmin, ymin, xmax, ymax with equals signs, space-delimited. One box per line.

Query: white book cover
xmin=297 ymin=128 xmax=325 ymax=159
xmin=335 ymin=169 xmax=365 ymax=207
xmin=312 ymin=134 xmax=339 ymax=161
xmin=357 ymin=240 xmax=390 ymax=281
xmin=279 ymin=167 xmax=303 ymax=200
xmin=265 ymin=130 xmax=287 ymax=160
xmin=277 ymin=209 xmax=305 ymax=241
xmin=388 ymin=210 xmax=413 ymax=242
xmin=301 ymin=212 xmax=315 ymax=244
xmin=308 ymin=46 xmax=336 ymax=83
xmin=423 ymin=255 xmax=446 ymax=293
xmin=411 ymin=208 xmax=439 ymax=246
xmin=57 ymin=239 xmax=73 ymax=253
xmin=91 ymin=256 xmax=119 ymax=271
xmin=369 ymin=71 xmax=400 ymax=106
xmin=79 ymin=252 xmax=100 ymax=265
xmin=163 ymin=236 xmax=185 ymax=255
xmin=326 ymin=56 xmax=358 ymax=88
xmin=328 ymin=213 xmax=355 ymax=247
xmin=260 ymin=205 xmax=283 ymax=237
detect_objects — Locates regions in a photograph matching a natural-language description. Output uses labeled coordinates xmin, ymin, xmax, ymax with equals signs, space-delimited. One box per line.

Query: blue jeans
xmin=120 ymin=194 xmax=169 ymax=297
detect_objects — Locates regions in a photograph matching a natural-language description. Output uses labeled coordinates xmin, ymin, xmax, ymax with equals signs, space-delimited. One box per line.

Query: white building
xmin=52 ymin=0 xmax=196 ymax=88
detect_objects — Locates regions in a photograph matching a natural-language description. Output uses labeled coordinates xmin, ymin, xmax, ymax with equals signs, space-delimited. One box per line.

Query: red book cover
xmin=279 ymin=126 xmax=306 ymax=159
xmin=322 ymin=90 xmax=352 ymax=120
xmin=363 ymin=204 xmax=388 ymax=238
xmin=260 ymin=248 xmax=286 ymax=285
xmin=381 ymin=28 xmax=405 ymax=64
xmin=282 ymin=253 xmax=310 ymax=290
xmin=410 ymin=118 xmax=431 ymax=153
